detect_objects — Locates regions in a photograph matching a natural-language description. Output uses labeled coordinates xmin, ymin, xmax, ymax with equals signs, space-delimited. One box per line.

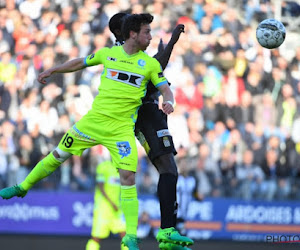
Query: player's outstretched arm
xmin=38 ymin=58 xmax=86 ymax=84
xmin=158 ymin=83 xmax=174 ymax=115
xmin=155 ymin=24 xmax=184 ymax=70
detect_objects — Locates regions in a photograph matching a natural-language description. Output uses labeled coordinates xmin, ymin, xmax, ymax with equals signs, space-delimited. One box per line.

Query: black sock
xmin=173 ymin=201 xmax=178 ymax=227
xmin=157 ymin=173 xmax=178 ymax=229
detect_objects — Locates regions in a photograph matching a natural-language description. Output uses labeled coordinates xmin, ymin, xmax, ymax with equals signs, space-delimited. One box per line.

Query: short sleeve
xmin=84 ymin=47 xmax=108 ymax=67
xmin=150 ymin=59 xmax=168 ymax=88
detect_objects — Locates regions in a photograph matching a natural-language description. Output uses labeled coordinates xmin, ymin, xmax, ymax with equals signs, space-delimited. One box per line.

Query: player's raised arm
xmin=38 ymin=57 xmax=86 ymax=84
xmin=155 ymin=24 xmax=184 ymax=70
xmin=158 ymin=83 xmax=174 ymax=115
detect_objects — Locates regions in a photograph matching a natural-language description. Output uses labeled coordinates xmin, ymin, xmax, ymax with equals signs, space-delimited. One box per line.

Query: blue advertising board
xmin=0 ymin=191 xmax=299 ymax=242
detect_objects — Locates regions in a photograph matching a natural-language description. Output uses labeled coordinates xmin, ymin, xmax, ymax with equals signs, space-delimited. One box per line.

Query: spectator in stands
xmin=260 ymin=149 xmax=291 ymax=201
xmin=195 ymin=143 xmax=221 ymax=197
xmin=218 ymin=147 xmax=237 ymax=197
xmin=254 ymin=92 xmax=277 ymax=130
xmin=236 ymin=150 xmax=264 ymax=200
xmin=176 ymin=156 xmax=197 ymax=235
xmin=16 ymin=133 xmax=43 ymax=186
xmin=244 ymin=63 xmax=265 ymax=96
xmin=137 ymin=211 xmax=155 ymax=239
xmin=0 ymin=51 xmax=17 ymax=84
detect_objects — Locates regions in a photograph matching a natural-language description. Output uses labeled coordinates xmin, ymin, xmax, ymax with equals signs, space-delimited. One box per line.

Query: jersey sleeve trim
xmin=96 ymin=176 xmax=105 ymax=183
xmin=156 ymin=81 xmax=168 ymax=88
xmin=84 ymin=57 xmax=88 ymax=66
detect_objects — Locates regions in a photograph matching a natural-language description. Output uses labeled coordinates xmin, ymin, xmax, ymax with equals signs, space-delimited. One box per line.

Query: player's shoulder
xmin=96 ymin=46 xmax=115 ymax=53
xmin=140 ymin=51 xmax=161 ymax=66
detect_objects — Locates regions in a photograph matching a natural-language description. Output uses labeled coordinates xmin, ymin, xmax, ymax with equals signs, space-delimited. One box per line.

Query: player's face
xmin=136 ymin=24 xmax=152 ymax=51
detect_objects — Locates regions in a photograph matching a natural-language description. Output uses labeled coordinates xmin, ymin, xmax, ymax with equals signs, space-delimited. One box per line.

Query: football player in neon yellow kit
xmin=86 ymin=161 xmax=127 ymax=250
xmin=0 ymin=13 xmax=174 ymax=250
xmin=109 ymin=13 xmax=193 ymax=250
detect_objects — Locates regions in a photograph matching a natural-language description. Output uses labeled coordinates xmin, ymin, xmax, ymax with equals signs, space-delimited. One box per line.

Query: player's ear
xmin=130 ymin=30 xmax=137 ymax=39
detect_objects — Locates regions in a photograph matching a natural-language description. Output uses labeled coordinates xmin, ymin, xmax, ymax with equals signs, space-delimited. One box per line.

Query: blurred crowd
xmin=0 ymin=0 xmax=300 ymax=204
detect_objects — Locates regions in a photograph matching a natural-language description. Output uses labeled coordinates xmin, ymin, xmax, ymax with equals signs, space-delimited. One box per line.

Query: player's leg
xmin=105 ymin=132 xmax=139 ymax=249
xmin=86 ymin=205 xmax=110 ymax=250
xmin=154 ymin=153 xmax=178 ymax=229
xmin=111 ymin=213 xmax=128 ymax=250
xmin=135 ymin=104 xmax=193 ymax=247
xmin=154 ymin=155 xmax=193 ymax=247
xmin=118 ymin=168 xmax=140 ymax=250
xmin=0 ymin=114 xmax=98 ymax=199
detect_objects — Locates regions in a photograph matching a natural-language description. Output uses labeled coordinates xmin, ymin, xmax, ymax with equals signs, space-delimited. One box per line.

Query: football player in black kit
xmin=108 ymin=13 xmax=194 ymax=250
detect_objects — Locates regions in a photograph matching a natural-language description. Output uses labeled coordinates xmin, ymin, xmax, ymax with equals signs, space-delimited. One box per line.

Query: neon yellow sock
xmin=121 ymin=185 xmax=139 ymax=236
xmin=20 ymin=152 xmax=61 ymax=191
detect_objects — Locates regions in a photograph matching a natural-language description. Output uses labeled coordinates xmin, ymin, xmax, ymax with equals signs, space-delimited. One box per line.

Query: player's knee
xmin=52 ymin=147 xmax=72 ymax=163
xmin=154 ymin=153 xmax=178 ymax=176
xmin=118 ymin=169 xmax=136 ymax=186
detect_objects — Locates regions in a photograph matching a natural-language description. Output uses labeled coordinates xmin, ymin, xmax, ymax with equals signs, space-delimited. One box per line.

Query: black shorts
xmin=135 ymin=103 xmax=177 ymax=163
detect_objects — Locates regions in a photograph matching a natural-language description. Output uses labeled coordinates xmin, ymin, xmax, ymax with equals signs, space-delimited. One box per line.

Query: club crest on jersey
xmin=116 ymin=141 xmax=131 ymax=158
xmin=163 ymin=137 xmax=171 ymax=147
xmin=106 ymin=68 xmax=144 ymax=87
xmin=138 ymin=59 xmax=146 ymax=68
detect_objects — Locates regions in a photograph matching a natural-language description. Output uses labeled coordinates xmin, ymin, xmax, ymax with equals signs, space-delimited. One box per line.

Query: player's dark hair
xmin=121 ymin=13 xmax=153 ymax=40
xmin=108 ymin=12 xmax=128 ymax=35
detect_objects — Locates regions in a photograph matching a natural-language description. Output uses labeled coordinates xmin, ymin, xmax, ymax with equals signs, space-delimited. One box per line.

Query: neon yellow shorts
xmin=91 ymin=208 xmax=126 ymax=239
xmin=57 ymin=111 xmax=138 ymax=172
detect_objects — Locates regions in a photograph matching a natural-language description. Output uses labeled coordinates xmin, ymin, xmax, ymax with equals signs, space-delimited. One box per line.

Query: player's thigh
xmin=57 ymin=114 xmax=101 ymax=155
xmin=136 ymin=104 xmax=177 ymax=163
xmin=57 ymin=126 xmax=98 ymax=156
xmin=91 ymin=209 xmax=111 ymax=239
xmin=104 ymin=132 xmax=138 ymax=172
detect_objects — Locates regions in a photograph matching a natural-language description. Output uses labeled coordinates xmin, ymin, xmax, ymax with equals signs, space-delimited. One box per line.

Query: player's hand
xmin=157 ymin=38 xmax=164 ymax=54
xmin=170 ymin=24 xmax=185 ymax=45
xmin=162 ymin=101 xmax=174 ymax=115
xmin=37 ymin=69 xmax=53 ymax=84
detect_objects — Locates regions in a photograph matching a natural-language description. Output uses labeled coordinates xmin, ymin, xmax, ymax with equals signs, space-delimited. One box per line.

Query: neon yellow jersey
xmin=84 ymin=46 xmax=168 ymax=125
xmin=94 ymin=161 xmax=121 ymax=208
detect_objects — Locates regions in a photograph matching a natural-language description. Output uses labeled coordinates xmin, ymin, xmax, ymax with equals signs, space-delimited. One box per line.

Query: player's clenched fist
xmin=38 ymin=69 xmax=53 ymax=84
xmin=162 ymin=101 xmax=174 ymax=115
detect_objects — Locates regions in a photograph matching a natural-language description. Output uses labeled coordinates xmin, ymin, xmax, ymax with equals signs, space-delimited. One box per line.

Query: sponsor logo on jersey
xmin=157 ymin=129 xmax=170 ymax=138
xmin=116 ymin=141 xmax=131 ymax=158
xmin=120 ymin=60 xmax=133 ymax=65
xmin=106 ymin=68 xmax=144 ymax=87
xmin=107 ymin=56 xmax=117 ymax=61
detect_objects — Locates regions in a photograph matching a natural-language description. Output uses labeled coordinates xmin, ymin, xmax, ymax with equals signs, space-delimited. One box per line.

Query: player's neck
xmin=122 ymin=42 xmax=140 ymax=55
